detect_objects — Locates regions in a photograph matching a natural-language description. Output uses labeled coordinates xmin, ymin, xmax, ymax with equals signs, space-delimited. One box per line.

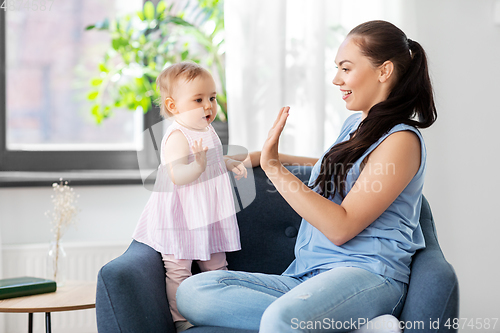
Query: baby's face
xmin=171 ymin=75 xmax=217 ymax=131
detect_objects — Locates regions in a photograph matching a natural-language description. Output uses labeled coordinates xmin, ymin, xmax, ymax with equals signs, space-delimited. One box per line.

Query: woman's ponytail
xmin=405 ymin=39 xmax=437 ymax=128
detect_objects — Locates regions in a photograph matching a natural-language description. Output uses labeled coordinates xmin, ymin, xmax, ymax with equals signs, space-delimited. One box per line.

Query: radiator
xmin=1 ymin=241 xmax=129 ymax=333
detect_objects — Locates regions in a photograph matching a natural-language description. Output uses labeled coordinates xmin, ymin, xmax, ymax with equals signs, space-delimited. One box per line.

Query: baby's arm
xmin=163 ymin=130 xmax=208 ymax=185
xmin=223 ymin=157 xmax=247 ymax=180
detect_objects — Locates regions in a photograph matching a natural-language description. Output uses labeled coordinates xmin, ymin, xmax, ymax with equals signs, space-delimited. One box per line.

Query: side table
xmin=0 ymin=280 xmax=96 ymax=333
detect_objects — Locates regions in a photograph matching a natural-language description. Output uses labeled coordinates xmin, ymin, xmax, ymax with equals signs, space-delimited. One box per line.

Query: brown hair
xmin=312 ymin=20 xmax=437 ymax=199
xmin=156 ymin=62 xmax=212 ymax=118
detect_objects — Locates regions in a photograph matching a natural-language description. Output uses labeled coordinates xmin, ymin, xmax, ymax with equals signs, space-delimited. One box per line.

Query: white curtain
xmin=225 ymin=0 xmax=413 ymax=158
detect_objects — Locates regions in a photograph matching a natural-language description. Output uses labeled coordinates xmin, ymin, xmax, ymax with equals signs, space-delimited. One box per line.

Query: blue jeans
xmin=177 ymin=267 xmax=407 ymax=332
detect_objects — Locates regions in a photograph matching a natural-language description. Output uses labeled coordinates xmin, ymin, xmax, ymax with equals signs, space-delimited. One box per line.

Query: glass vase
xmin=46 ymin=240 xmax=67 ymax=287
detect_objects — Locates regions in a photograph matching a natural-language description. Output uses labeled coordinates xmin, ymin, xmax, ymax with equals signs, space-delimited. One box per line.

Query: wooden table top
xmin=0 ymin=281 xmax=96 ymax=313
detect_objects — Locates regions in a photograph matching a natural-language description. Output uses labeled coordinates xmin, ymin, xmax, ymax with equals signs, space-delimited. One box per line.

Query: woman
xmin=176 ymin=20 xmax=437 ymax=332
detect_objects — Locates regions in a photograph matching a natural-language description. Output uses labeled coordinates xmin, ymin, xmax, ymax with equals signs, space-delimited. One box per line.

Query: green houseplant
xmin=85 ymin=0 xmax=226 ymax=125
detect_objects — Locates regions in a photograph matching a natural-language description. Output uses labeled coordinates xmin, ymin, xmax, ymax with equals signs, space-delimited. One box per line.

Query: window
xmin=0 ymin=0 xmax=161 ymax=177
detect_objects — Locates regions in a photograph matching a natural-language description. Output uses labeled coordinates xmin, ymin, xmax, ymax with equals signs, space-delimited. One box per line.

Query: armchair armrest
xmin=96 ymin=240 xmax=175 ymax=333
xmin=399 ymin=196 xmax=459 ymax=332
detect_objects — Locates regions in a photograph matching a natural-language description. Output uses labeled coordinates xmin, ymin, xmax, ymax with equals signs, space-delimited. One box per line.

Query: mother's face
xmin=332 ymin=37 xmax=394 ymax=114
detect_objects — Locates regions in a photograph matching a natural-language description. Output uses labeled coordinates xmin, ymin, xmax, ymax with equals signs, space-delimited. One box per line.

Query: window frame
xmin=0 ymin=10 xmax=162 ymax=183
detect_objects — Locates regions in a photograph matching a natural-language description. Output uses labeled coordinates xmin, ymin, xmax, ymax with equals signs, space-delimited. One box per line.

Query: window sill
xmin=0 ymin=169 xmax=155 ymax=187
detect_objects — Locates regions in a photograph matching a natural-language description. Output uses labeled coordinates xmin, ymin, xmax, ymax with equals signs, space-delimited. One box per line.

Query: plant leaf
xmin=140 ymin=97 xmax=150 ymax=112
xmin=103 ymin=106 xmax=111 ymax=117
xmin=112 ymin=37 xmax=128 ymax=51
xmin=144 ymin=1 xmax=155 ymax=21
xmin=88 ymin=91 xmax=99 ymax=100
xmin=167 ymin=16 xmax=194 ymax=27
xmin=91 ymin=78 xmax=103 ymax=86
xmin=99 ymin=63 xmax=109 ymax=73
xmin=181 ymin=50 xmax=189 ymax=61
xmin=91 ymin=105 xmax=103 ymax=124
xmin=156 ymin=1 xmax=166 ymax=16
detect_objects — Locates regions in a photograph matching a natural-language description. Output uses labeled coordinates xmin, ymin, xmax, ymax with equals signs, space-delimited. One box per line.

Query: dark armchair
xmin=96 ymin=166 xmax=459 ymax=333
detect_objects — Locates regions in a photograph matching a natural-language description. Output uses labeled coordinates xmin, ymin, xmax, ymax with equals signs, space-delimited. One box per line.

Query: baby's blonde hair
xmin=156 ymin=62 xmax=212 ymax=118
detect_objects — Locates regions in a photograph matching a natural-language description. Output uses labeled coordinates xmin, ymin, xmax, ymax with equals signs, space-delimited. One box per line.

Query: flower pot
xmin=46 ymin=241 xmax=67 ymax=287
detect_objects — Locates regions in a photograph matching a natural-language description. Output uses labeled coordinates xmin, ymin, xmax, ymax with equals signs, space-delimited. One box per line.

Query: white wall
xmin=411 ymin=0 xmax=500 ymax=324
xmin=0 ymin=185 xmax=150 ymax=246
xmin=1 ymin=0 xmax=499 ymax=328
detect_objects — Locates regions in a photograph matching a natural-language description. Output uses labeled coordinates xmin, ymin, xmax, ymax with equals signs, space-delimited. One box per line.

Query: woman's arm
xmin=227 ymin=151 xmax=318 ymax=168
xmin=261 ymin=107 xmax=421 ymax=246
xmin=276 ymin=152 xmax=318 ymax=167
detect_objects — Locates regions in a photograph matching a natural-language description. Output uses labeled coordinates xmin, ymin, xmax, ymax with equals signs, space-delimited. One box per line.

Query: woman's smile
xmin=341 ymin=89 xmax=352 ymax=100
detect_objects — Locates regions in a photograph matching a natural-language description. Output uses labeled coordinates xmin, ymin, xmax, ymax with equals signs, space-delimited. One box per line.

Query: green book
xmin=0 ymin=277 xmax=57 ymax=300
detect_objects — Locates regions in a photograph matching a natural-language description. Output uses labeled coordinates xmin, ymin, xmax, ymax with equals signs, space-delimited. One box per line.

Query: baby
xmin=133 ymin=62 xmax=245 ymax=332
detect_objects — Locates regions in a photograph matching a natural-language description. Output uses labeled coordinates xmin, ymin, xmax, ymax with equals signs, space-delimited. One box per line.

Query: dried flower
xmin=45 ymin=178 xmax=80 ymax=241
xmin=45 ymin=179 xmax=79 ymax=282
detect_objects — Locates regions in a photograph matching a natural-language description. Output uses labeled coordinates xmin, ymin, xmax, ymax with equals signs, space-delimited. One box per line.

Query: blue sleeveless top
xmin=282 ymin=113 xmax=426 ymax=284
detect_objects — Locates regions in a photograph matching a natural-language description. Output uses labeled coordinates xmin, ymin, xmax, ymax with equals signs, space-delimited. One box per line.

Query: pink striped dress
xmin=133 ymin=121 xmax=241 ymax=260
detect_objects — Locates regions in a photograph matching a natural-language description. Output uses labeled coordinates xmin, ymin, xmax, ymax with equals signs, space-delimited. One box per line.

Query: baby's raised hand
xmin=225 ymin=158 xmax=248 ymax=180
xmin=192 ymin=138 xmax=208 ymax=172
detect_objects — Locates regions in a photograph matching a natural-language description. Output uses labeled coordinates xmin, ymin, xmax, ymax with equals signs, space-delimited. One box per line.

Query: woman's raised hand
xmin=260 ymin=106 xmax=290 ymax=172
